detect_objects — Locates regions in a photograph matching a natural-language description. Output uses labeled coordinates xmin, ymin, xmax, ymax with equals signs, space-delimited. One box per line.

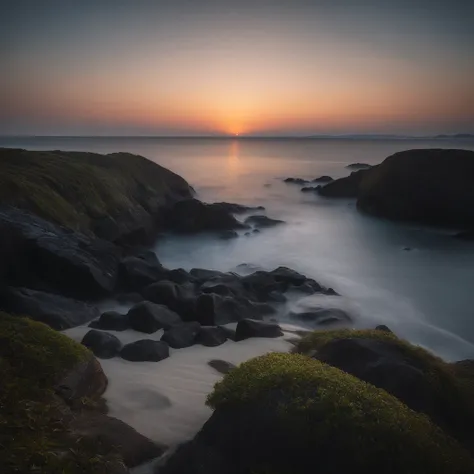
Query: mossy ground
xmin=0 ymin=313 xmax=123 ymax=473
xmin=0 ymin=148 xmax=190 ymax=236
xmin=207 ymin=352 xmax=474 ymax=474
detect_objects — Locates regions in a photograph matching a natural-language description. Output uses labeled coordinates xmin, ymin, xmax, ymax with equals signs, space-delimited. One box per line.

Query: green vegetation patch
xmin=207 ymin=352 xmax=474 ymax=473
xmin=0 ymin=313 xmax=122 ymax=473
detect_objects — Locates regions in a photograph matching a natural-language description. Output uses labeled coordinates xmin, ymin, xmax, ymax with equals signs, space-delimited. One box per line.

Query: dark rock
xmin=119 ymin=250 xmax=166 ymax=291
xmin=219 ymin=230 xmax=238 ymax=240
xmin=0 ymin=207 xmax=121 ymax=299
xmin=1 ymin=286 xmax=100 ymax=330
xmin=253 ymin=228 xmax=260 ymax=234
xmin=196 ymin=326 xmax=228 ymax=347
xmin=81 ymin=329 xmax=122 ymax=359
xmin=127 ymin=301 xmax=182 ymax=333
xmin=116 ymin=292 xmax=144 ymax=304
xmin=267 ymin=290 xmax=287 ymax=302
xmin=356 ymin=149 xmax=474 ymax=228
xmin=322 ymin=287 xmax=339 ymax=296
xmin=161 ymin=322 xmax=201 ymax=349
xmin=312 ymin=175 xmax=334 ymax=183
xmin=283 ymin=177 xmax=309 ymax=185
xmin=346 ymin=163 xmax=372 ymax=170
xmin=142 ymin=280 xmax=195 ymax=317
xmin=454 ymin=231 xmax=474 ymax=241
xmin=91 ymin=311 xmax=129 ymax=331
xmin=167 ymin=268 xmax=193 ymax=284
xmin=235 ymin=319 xmax=283 ymax=341
xmin=218 ymin=326 xmax=237 ymax=341
xmin=290 ymin=308 xmax=352 ymax=326
xmin=375 ymin=324 xmax=393 ymax=333
xmin=190 ymin=268 xmax=228 ymax=282
xmin=70 ymin=412 xmax=167 ymax=468
xmin=270 ymin=266 xmax=308 ymax=285
xmin=301 ymin=186 xmax=318 ymax=192
xmin=208 ymin=359 xmax=236 ymax=375
xmin=209 ymin=202 xmax=265 ymax=214
xmin=120 ymin=340 xmax=170 ymax=362
xmin=244 ymin=215 xmax=285 ymax=228
xmin=317 ymin=169 xmax=369 ymax=198
xmin=164 ymin=199 xmax=246 ymax=233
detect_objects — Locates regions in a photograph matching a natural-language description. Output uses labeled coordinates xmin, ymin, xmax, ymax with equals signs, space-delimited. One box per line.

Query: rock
xmin=196 ymin=326 xmax=228 ymax=347
xmin=356 ymin=149 xmax=474 ymax=228
xmin=0 ymin=286 xmax=100 ymax=330
xmin=235 ymin=319 xmax=283 ymax=341
xmin=301 ymin=186 xmax=318 ymax=192
xmin=90 ymin=311 xmax=129 ymax=331
xmin=346 ymin=163 xmax=372 ymax=170
xmin=244 ymin=215 xmax=285 ymax=228
xmin=81 ymin=329 xmax=122 ymax=359
xmin=119 ymin=250 xmax=166 ymax=291
xmin=127 ymin=301 xmax=182 ymax=333
xmin=207 ymin=359 xmax=236 ymax=375
xmin=323 ymin=287 xmax=339 ymax=296
xmin=120 ymin=340 xmax=170 ymax=362
xmin=290 ymin=308 xmax=352 ymax=326
xmin=190 ymin=268 xmax=228 ymax=282
xmin=375 ymin=324 xmax=393 ymax=333
xmin=164 ymin=199 xmax=246 ymax=233
xmin=312 ymin=175 xmax=333 ymax=183
xmin=167 ymin=268 xmax=193 ymax=284
xmin=70 ymin=412 xmax=167 ymax=468
xmin=283 ymin=177 xmax=309 ymax=184
xmin=219 ymin=230 xmax=238 ymax=240
xmin=161 ymin=322 xmax=201 ymax=349
xmin=218 ymin=326 xmax=237 ymax=341
xmin=317 ymin=169 xmax=369 ymax=198
xmin=55 ymin=354 xmax=108 ymax=402
xmin=209 ymin=202 xmax=265 ymax=214
xmin=269 ymin=266 xmax=309 ymax=285
xmin=0 ymin=207 xmax=121 ymax=299
xmin=142 ymin=280 xmax=196 ymax=317
xmin=116 ymin=292 xmax=144 ymax=304
xmin=454 ymin=231 xmax=474 ymax=241
xmin=267 ymin=290 xmax=287 ymax=302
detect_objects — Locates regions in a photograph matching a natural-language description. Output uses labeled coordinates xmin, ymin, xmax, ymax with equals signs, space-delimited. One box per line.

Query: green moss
xmin=0 ymin=313 xmax=121 ymax=473
xmin=207 ymin=352 xmax=474 ymax=473
xmin=0 ymin=148 xmax=190 ymax=236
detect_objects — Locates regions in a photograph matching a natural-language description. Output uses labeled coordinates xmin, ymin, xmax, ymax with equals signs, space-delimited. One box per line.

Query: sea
xmin=3 ymin=136 xmax=474 ymax=361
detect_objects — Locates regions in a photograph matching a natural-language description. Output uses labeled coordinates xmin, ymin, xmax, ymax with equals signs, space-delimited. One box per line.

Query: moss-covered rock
xmin=160 ymin=352 xmax=474 ymax=474
xmin=295 ymin=329 xmax=474 ymax=450
xmin=0 ymin=312 xmax=126 ymax=473
xmin=0 ymin=147 xmax=192 ymax=241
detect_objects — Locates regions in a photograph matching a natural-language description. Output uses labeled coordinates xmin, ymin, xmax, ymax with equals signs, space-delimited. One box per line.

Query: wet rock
xmin=161 ymin=322 xmax=201 ymax=349
xmin=167 ymin=268 xmax=193 ymax=284
xmin=218 ymin=326 xmax=237 ymax=341
xmin=267 ymin=290 xmax=287 ymax=302
xmin=322 ymin=287 xmax=339 ymax=296
xmin=89 ymin=311 xmax=129 ymax=331
xmin=208 ymin=359 xmax=236 ymax=375
xmin=301 ymin=186 xmax=318 ymax=192
xmin=142 ymin=280 xmax=196 ymax=317
xmin=196 ymin=326 xmax=228 ymax=347
xmin=244 ymin=215 xmax=285 ymax=228
xmin=120 ymin=340 xmax=170 ymax=362
xmin=190 ymin=268 xmax=228 ymax=282
xmin=209 ymin=202 xmax=265 ymax=214
xmin=283 ymin=177 xmax=309 ymax=185
xmin=375 ymin=324 xmax=393 ymax=333
xmin=119 ymin=250 xmax=167 ymax=290
xmin=116 ymin=292 xmax=144 ymax=304
xmin=219 ymin=230 xmax=239 ymax=240
xmin=317 ymin=169 xmax=369 ymax=198
xmin=81 ymin=329 xmax=122 ymax=359
xmin=235 ymin=319 xmax=283 ymax=341
xmin=1 ymin=286 xmax=100 ymax=330
xmin=127 ymin=301 xmax=182 ymax=333
xmin=312 ymin=175 xmax=334 ymax=183
xmin=164 ymin=199 xmax=246 ymax=233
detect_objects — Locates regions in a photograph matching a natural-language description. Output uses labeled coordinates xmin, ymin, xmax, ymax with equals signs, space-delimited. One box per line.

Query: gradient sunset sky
xmin=2 ymin=0 xmax=473 ymax=136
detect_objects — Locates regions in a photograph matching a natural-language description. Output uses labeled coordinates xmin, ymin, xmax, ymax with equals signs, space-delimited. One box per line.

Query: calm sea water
xmin=3 ymin=136 xmax=474 ymax=360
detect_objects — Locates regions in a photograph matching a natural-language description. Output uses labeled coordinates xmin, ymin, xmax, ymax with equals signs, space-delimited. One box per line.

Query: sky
xmin=1 ymin=0 xmax=473 ymax=136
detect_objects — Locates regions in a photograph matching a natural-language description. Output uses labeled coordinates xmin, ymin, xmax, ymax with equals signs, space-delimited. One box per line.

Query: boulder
xmin=0 ymin=286 xmax=100 ymax=330
xmin=164 ymin=199 xmax=246 ymax=233
xmin=218 ymin=326 xmax=237 ymax=341
xmin=283 ymin=177 xmax=309 ymax=184
xmin=375 ymin=324 xmax=393 ymax=333
xmin=0 ymin=207 xmax=121 ymax=299
xmin=301 ymin=186 xmax=318 ymax=192
xmin=120 ymin=340 xmax=170 ymax=362
xmin=244 ymin=215 xmax=284 ymax=228
xmin=219 ymin=230 xmax=239 ymax=240
xmin=90 ymin=311 xmax=129 ymax=331
xmin=235 ymin=319 xmax=283 ymax=341
xmin=81 ymin=329 xmax=122 ymax=359
xmin=127 ymin=301 xmax=182 ymax=333
xmin=166 ymin=268 xmax=193 ymax=284
xmin=209 ymin=202 xmax=265 ymax=214
xmin=312 ymin=175 xmax=333 ymax=183
xmin=356 ymin=149 xmax=474 ymax=228
xmin=317 ymin=169 xmax=369 ymax=198
xmin=119 ymin=250 xmax=167 ymax=290
xmin=116 ymin=292 xmax=144 ymax=304
xmin=195 ymin=326 xmax=228 ymax=347
xmin=190 ymin=268 xmax=228 ymax=282
xmin=161 ymin=322 xmax=201 ymax=349
xmin=142 ymin=280 xmax=196 ymax=317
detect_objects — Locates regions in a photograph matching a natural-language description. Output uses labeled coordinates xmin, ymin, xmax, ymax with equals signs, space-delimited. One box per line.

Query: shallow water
xmin=5 ymin=136 xmax=474 ymax=360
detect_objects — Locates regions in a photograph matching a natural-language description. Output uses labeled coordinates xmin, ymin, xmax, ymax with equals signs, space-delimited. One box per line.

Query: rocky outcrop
xmin=356 ymin=149 xmax=474 ymax=229
xmin=317 ymin=169 xmax=369 ymax=198
xmin=244 ymin=215 xmax=284 ymax=228
xmin=346 ymin=163 xmax=372 ymax=170
xmin=1 ymin=286 xmax=100 ymax=330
